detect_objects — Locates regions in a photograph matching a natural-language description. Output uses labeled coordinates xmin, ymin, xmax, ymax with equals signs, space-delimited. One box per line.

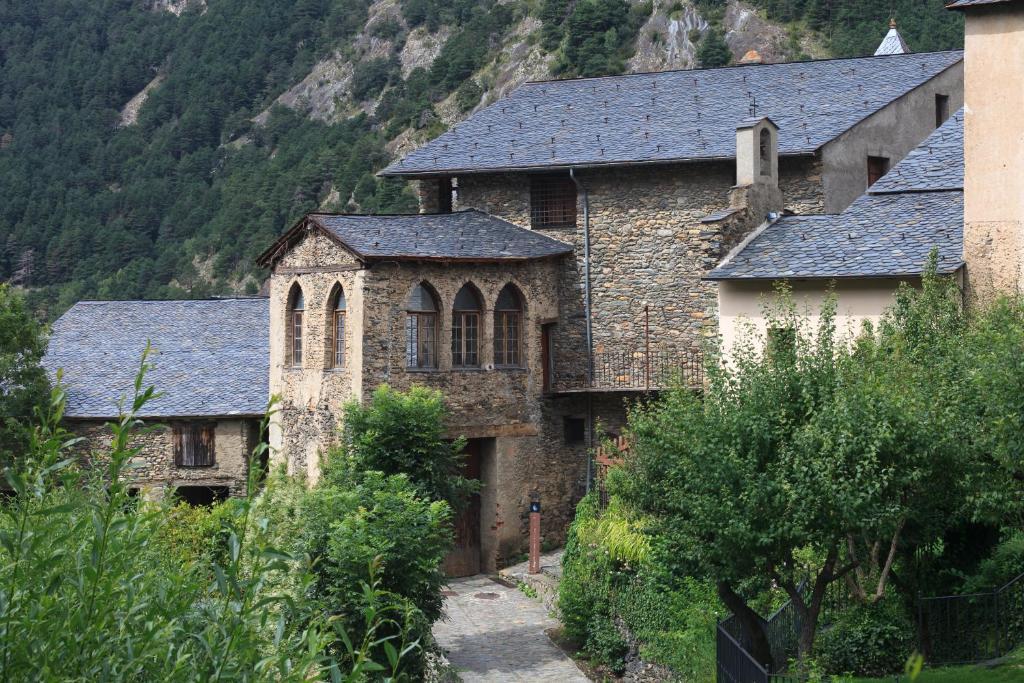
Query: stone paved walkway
xmin=433 ymin=574 xmax=589 ymax=682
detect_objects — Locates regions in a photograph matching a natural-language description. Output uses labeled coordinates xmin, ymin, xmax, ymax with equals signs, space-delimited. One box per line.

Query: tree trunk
xmin=718 ymin=581 xmax=773 ymax=670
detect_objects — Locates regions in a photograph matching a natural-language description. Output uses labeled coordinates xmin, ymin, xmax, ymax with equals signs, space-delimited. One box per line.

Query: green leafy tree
xmin=0 ymin=284 xmax=49 ymax=466
xmin=338 ymin=384 xmax=478 ymax=510
xmin=697 ymin=27 xmax=731 ymax=68
xmin=619 ymin=271 xmax=976 ymax=665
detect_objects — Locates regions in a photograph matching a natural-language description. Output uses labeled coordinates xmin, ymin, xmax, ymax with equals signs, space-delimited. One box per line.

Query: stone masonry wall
xmin=455 ymin=157 xmax=824 ymax=382
xmin=359 ymin=258 xmax=588 ymax=567
xmin=268 ymin=227 xmax=364 ymax=482
xmin=69 ymin=418 xmax=256 ymax=499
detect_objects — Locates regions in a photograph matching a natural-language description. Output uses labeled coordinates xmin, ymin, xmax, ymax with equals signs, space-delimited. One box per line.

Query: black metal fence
xmin=919 ymin=570 xmax=1024 ymax=665
xmin=717 ymin=571 xmax=1024 ymax=681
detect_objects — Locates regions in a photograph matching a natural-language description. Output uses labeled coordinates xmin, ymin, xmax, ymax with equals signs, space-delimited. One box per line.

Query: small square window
xmin=531 ymin=175 xmax=577 ymax=229
xmin=867 ymin=156 xmax=890 ymax=188
xmin=564 ymin=417 xmax=586 ymax=445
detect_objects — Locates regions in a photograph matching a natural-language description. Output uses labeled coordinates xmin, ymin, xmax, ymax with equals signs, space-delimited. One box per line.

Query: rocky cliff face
xmin=234 ymin=0 xmax=830 ymax=151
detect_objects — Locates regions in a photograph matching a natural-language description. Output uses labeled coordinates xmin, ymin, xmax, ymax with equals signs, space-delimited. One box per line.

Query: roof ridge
xmin=520 ymin=49 xmax=964 ymax=87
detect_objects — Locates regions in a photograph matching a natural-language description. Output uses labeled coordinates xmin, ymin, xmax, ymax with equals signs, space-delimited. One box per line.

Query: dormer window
xmin=452 ymin=284 xmax=482 ymax=368
xmin=326 ymin=284 xmax=346 ymax=369
xmin=530 ymin=175 xmax=577 ymax=229
xmin=406 ymin=283 xmax=439 ymax=369
xmin=286 ymin=284 xmax=304 ymax=368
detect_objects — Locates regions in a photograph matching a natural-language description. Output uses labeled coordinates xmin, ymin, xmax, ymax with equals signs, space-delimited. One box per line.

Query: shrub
xmin=585 ymin=615 xmax=628 ymax=673
xmin=961 ymin=530 xmax=1024 ymax=594
xmin=817 ymin=598 xmax=915 ymax=677
xmin=153 ymin=498 xmax=242 ymax=569
xmin=338 ymin=384 xmax=477 ymax=510
xmin=559 ymin=493 xmax=615 ymax=643
xmin=454 ymin=79 xmax=483 ymax=112
xmin=0 ymin=284 xmax=50 ymax=467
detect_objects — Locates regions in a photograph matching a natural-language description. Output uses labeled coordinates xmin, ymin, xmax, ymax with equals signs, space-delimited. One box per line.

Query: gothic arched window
xmin=452 ymin=284 xmax=482 ymax=368
xmin=327 ymin=284 xmax=346 ymax=369
xmin=494 ymin=284 xmax=524 ymax=367
xmin=406 ymin=283 xmax=439 ymax=369
xmin=286 ymin=284 xmax=305 ymax=368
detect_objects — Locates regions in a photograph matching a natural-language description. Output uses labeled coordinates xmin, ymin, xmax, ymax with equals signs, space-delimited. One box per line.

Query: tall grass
xmin=0 ymin=349 xmax=420 ymax=681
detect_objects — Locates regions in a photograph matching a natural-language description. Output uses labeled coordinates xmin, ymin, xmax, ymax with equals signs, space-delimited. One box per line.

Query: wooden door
xmin=443 ymin=439 xmax=482 ymax=577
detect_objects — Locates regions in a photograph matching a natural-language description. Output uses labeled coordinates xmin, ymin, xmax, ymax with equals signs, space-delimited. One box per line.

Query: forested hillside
xmin=0 ymin=0 xmax=961 ymax=318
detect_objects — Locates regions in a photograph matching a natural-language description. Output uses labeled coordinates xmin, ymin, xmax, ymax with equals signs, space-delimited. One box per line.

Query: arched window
xmin=494 ymin=284 xmax=524 ymax=367
xmin=759 ymin=128 xmax=771 ymax=176
xmin=406 ymin=283 xmax=439 ymax=369
xmin=326 ymin=284 xmax=346 ymax=369
xmin=286 ymin=284 xmax=305 ymax=367
xmin=452 ymin=284 xmax=482 ymax=368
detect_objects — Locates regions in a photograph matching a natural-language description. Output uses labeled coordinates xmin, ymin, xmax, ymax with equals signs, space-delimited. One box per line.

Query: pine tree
xmin=697 ymin=27 xmax=732 ymax=68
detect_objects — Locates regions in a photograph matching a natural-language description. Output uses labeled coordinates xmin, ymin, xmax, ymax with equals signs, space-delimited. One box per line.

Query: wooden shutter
xmin=173 ymin=423 xmax=215 ymax=467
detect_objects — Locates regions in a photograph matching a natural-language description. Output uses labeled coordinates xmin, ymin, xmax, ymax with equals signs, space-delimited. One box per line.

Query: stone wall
xmin=268 ymin=227 xmax=364 ymax=481
xmin=455 ymin=158 xmax=821 ymax=382
xmin=68 ymin=418 xmax=257 ymax=498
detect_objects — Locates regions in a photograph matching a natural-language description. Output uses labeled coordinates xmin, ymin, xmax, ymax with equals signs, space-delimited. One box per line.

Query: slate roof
xmin=870 ymin=110 xmax=963 ymax=193
xmin=874 ymin=25 xmax=911 ymax=56
xmin=259 ymin=210 xmax=573 ymax=266
xmin=381 ymin=51 xmax=963 ymax=177
xmin=44 ymin=299 xmax=269 ymax=419
xmin=708 ymin=110 xmax=965 ymax=280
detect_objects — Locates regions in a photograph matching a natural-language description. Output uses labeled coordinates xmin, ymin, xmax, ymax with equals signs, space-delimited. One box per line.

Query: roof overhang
xmin=704 ymin=264 xmax=965 ymax=282
xmin=256 ymin=214 xmax=367 ymax=270
xmin=378 ymin=151 xmax=818 ymax=179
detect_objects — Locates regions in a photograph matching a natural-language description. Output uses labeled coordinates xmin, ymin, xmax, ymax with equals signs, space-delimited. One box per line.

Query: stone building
xmin=43 ymin=299 xmax=268 ymax=502
xmin=710 ymin=110 xmax=965 ymax=354
xmin=256 ymin=210 xmax=573 ymax=573
xmin=948 ymin=0 xmax=1024 ymax=301
xmin=367 ymin=49 xmax=963 ymax=564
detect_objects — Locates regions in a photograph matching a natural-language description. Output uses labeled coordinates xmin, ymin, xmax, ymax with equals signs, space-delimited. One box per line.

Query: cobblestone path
xmin=433 ymin=574 xmax=589 ymax=682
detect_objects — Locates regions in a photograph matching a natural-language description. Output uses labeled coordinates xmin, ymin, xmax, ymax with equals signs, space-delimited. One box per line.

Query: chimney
xmin=951 ymin=0 xmax=1024 ymax=299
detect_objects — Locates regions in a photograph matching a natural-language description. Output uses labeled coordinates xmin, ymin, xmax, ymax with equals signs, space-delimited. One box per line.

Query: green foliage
xmin=338 ymin=384 xmax=478 ymax=510
xmin=0 ymin=354 xmax=439 ymax=679
xmin=455 ymin=79 xmax=484 ymax=112
xmin=153 ymin=499 xmax=243 ymax=569
xmin=0 ymin=285 xmax=49 ymax=466
xmin=960 ymin=530 xmax=1024 ymax=595
xmin=697 ymin=27 xmax=732 ymax=68
xmin=585 ymin=615 xmax=629 ymax=673
xmin=818 ymin=598 xmax=916 ymax=677
xmin=747 ymin=0 xmax=962 ymax=57
xmin=351 ymin=56 xmax=402 ymax=100
xmin=552 ymin=0 xmax=647 ymax=77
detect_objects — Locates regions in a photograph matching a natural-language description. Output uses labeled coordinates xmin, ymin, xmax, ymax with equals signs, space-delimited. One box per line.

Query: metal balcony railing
xmin=552 ymin=346 xmax=703 ymax=393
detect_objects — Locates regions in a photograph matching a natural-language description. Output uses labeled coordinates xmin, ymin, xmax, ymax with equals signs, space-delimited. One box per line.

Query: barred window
xmin=173 ymin=422 xmax=215 ymax=467
xmin=494 ymin=284 xmax=523 ymax=367
xmin=286 ymin=285 xmax=304 ymax=367
xmin=452 ymin=284 xmax=481 ymax=368
xmin=327 ymin=284 xmax=346 ymax=369
xmin=530 ymin=175 xmax=577 ymax=229
xmin=406 ymin=283 xmax=439 ymax=369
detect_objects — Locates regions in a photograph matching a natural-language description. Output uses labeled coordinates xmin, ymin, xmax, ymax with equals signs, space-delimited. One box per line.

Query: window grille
xmin=173 ymin=423 xmax=215 ymax=467
xmin=530 ymin=175 xmax=577 ymax=229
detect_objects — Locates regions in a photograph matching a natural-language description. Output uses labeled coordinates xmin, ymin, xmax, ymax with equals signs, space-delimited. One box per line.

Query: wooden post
xmin=528 ymin=493 xmax=541 ymax=575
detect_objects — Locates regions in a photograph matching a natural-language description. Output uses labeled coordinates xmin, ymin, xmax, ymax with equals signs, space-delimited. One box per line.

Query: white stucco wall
xmin=716 ymin=278 xmax=919 ymax=359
